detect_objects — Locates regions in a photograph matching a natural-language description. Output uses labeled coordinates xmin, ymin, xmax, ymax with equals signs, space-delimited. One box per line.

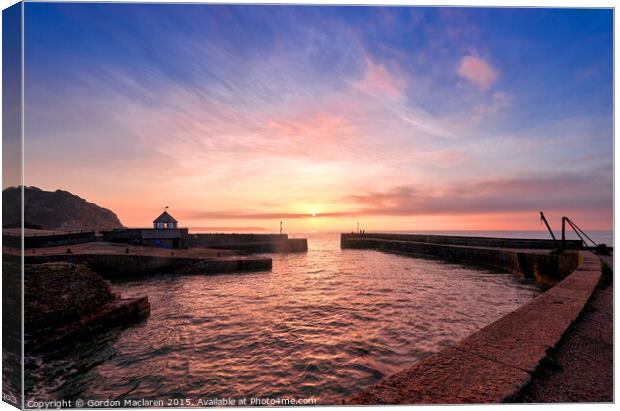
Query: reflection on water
xmin=26 ymin=234 xmax=540 ymax=404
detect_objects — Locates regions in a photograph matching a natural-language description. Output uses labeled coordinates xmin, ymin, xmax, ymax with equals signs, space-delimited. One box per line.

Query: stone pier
xmin=5 ymin=241 xmax=273 ymax=279
xmin=341 ymin=233 xmax=582 ymax=285
xmin=188 ymin=233 xmax=308 ymax=253
xmin=22 ymin=253 xmax=272 ymax=279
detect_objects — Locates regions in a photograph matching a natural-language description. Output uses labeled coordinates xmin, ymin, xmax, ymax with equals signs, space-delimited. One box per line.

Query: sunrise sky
xmin=23 ymin=4 xmax=613 ymax=232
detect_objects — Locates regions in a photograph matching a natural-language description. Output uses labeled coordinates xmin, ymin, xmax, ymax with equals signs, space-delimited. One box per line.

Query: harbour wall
xmin=3 ymin=230 xmax=95 ymax=248
xmin=21 ymin=253 xmax=272 ymax=279
xmin=341 ymin=233 xmax=583 ymax=250
xmin=189 ymin=233 xmax=289 ymax=245
xmin=341 ymin=234 xmax=580 ymax=284
xmin=189 ymin=233 xmax=308 ymax=253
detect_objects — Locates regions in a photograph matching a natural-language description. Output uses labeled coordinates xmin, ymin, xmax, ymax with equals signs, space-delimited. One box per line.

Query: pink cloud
xmin=345 ymin=169 xmax=612 ymax=220
xmin=263 ymin=112 xmax=346 ymax=140
xmin=253 ymin=110 xmax=359 ymax=160
xmin=354 ymin=56 xmax=406 ymax=99
xmin=457 ymin=55 xmax=499 ymax=90
xmin=423 ymin=149 xmax=467 ymax=165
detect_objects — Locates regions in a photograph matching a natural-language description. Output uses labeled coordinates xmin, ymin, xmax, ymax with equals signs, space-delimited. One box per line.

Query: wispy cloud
xmin=353 ymin=55 xmax=406 ymax=100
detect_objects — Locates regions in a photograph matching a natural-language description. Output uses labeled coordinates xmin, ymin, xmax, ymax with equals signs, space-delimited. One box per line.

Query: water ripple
xmin=26 ymin=233 xmax=540 ymax=404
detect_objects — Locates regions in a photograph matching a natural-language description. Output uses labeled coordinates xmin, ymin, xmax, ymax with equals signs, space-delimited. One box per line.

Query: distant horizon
xmin=19 ymin=4 xmax=613 ymax=232
xmin=9 ymin=184 xmax=614 ymax=233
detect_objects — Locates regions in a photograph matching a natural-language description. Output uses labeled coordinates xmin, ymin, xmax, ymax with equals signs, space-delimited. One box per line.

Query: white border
xmin=0 ymin=2 xmax=616 ymax=411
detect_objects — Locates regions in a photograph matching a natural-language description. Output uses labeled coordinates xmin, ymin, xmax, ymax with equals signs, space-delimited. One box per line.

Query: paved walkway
xmin=517 ymin=256 xmax=613 ymax=403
